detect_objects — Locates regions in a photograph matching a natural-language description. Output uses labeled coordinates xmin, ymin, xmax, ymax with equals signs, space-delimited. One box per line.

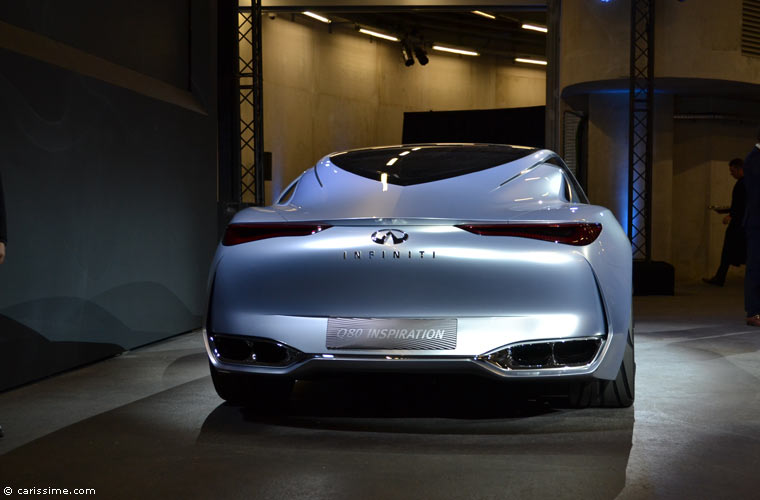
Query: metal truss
xmin=628 ymin=0 xmax=655 ymax=260
xmin=237 ymin=0 xmax=264 ymax=205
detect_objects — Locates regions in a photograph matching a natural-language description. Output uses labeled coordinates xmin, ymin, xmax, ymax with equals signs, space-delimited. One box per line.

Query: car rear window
xmin=328 ymin=144 xmax=538 ymax=186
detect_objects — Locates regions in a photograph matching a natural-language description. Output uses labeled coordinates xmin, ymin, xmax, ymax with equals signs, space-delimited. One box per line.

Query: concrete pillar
xmin=587 ymin=93 xmax=629 ymax=227
xmin=651 ymin=94 xmax=673 ymax=264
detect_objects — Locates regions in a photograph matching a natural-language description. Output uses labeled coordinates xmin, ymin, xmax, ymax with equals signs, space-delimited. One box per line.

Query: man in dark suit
xmin=704 ymin=158 xmax=746 ymax=286
xmin=744 ymin=134 xmax=760 ymax=326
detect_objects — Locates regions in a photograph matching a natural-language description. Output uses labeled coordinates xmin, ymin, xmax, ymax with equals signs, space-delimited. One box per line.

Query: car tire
xmin=597 ymin=329 xmax=635 ymax=408
xmin=209 ymin=361 xmax=294 ymax=407
xmin=567 ymin=329 xmax=635 ymax=408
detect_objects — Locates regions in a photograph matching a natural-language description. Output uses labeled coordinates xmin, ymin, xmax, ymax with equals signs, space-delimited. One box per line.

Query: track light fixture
xmin=401 ymin=40 xmax=415 ymax=66
xmin=413 ymin=45 xmax=429 ymax=65
xmin=399 ymin=37 xmax=428 ymax=67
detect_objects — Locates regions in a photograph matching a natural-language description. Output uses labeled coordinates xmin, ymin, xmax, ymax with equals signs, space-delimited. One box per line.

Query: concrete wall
xmin=0 ymin=0 xmax=218 ymax=390
xmin=672 ymin=98 xmax=757 ymax=281
xmin=655 ymin=0 xmax=760 ymax=84
xmin=561 ymin=0 xmax=760 ymax=90
xmin=261 ymin=16 xmax=546 ymax=203
xmin=560 ymin=0 xmax=629 ymax=90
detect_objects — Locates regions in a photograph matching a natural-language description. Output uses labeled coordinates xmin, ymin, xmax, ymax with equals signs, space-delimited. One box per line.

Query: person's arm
xmin=709 ymin=205 xmax=730 ymax=214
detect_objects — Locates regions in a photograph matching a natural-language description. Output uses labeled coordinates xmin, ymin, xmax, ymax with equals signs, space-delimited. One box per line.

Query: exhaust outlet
xmin=209 ymin=334 xmax=303 ymax=366
xmin=481 ymin=337 xmax=603 ymax=370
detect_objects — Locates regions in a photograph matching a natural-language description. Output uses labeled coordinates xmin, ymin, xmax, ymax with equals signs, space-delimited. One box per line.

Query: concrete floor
xmin=1 ymin=276 xmax=759 ymax=499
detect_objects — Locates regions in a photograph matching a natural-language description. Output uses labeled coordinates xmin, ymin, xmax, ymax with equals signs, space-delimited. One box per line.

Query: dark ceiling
xmin=267 ymin=9 xmax=548 ymax=61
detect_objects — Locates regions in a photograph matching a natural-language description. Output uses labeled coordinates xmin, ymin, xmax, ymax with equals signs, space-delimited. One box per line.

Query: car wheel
xmin=567 ymin=330 xmax=635 ymax=408
xmin=209 ymin=361 xmax=294 ymax=407
xmin=597 ymin=329 xmax=635 ymax=407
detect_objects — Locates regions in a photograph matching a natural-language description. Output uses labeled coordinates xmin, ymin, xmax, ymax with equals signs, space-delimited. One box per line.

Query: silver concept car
xmin=205 ymin=144 xmax=634 ymax=408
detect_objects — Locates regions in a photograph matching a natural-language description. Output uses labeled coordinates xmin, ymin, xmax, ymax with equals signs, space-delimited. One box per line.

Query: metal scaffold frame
xmin=628 ymin=0 xmax=655 ymax=260
xmin=237 ymin=0 xmax=264 ymax=205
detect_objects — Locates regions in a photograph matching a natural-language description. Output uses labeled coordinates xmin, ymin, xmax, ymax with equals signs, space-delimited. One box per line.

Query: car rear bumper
xmin=204 ymin=326 xmax=624 ymax=381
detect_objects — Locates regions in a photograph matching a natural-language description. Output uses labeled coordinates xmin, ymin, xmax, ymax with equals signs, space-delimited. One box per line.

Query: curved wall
xmin=561 ymin=0 xmax=760 ymax=91
xmin=0 ymin=1 xmax=218 ymax=391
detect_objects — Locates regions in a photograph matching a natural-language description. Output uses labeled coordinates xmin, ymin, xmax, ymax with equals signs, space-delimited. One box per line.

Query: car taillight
xmin=222 ymin=223 xmax=332 ymax=246
xmin=455 ymin=223 xmax=602 ymax=246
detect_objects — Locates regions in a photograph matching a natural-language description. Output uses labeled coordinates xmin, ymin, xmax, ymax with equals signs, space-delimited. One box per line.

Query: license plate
xmin=326 ymin=318 xmax=457 ymax=350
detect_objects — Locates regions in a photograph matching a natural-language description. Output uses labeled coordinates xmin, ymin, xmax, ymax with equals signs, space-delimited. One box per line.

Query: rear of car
xmin=205 ymin=145 xmax=634 ymax=408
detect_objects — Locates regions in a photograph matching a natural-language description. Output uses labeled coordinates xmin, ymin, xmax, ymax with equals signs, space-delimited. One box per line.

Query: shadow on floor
xmin=197 ymin=376 xmax=634 ymax=500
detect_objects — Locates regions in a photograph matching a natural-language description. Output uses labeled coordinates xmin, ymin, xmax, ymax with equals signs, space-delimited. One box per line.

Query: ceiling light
xmin=472 ymin=10 xmax=496 ymax=20
xmin=303 ymin=11 xmax=330 ymax=24
xmin=433 ymin=45 xmax=479 ymax=56
xmin=515 ymin=57 xmax=548 ymax=65
xmin=359 ymin=28 xmax=399 ymax=42
xmin=522 ymin=23 xmax=548 ymax=33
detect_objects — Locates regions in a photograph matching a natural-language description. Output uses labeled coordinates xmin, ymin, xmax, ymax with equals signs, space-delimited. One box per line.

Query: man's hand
xmin=723 ymin=215 xmax=731 ymax=225
xmin=0 ymin=241 xmax=5 ymax=264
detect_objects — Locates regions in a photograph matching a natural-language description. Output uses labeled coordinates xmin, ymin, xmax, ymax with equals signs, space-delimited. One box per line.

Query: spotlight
xmin=413 ymin=45 xmax=429 ymax=65
xmin=401 ymin=41 xmax=415 ymax=66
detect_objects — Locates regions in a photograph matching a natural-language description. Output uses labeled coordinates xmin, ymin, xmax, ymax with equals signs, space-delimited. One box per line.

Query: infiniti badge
xmin=371 ymin=229 xmax=408 ymax=245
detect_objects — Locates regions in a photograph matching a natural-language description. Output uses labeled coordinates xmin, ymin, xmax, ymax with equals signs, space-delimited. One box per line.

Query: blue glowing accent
xmin=615 ymin=164 xmax=628 ymax=234
xmin=591 ymin=89 xmax=667 ymax=95
xmin=620 ymin=202 xmax=629 ymax=236
xmin=595 ymin=89 xmax=628 ymax=95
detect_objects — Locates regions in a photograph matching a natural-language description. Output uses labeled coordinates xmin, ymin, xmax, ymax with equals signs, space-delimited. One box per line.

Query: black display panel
xmin=402 ymin=106 xmax=545 ymax=148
